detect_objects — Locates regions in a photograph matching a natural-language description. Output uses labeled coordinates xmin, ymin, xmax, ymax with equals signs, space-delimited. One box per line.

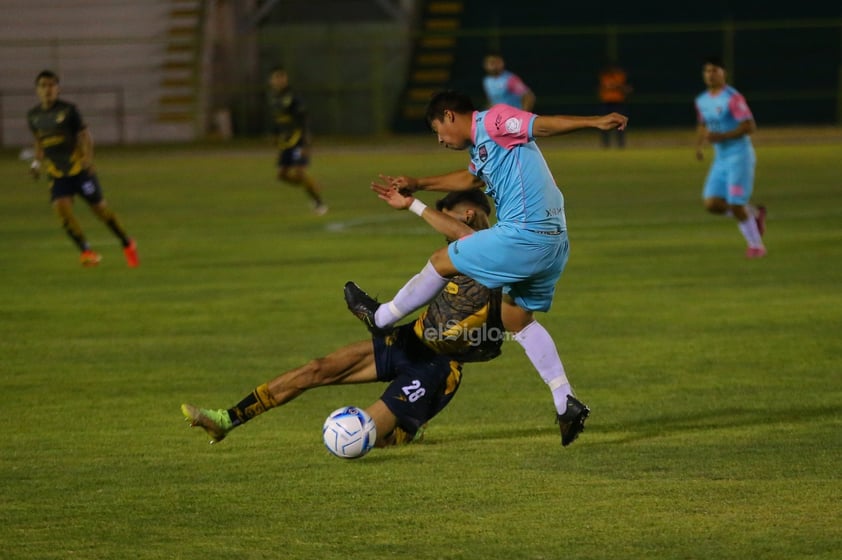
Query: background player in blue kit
xmin=695 ymin=56 xmax=767 ymax=259
xmin=347 ymin=90 xmax=627 ymax=446
xmin=482 ymin=53 xmax=535 ymax=111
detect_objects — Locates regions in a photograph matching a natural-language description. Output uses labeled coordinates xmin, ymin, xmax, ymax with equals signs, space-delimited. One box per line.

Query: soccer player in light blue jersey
xmin=346 ymin=90 xmax=627 ymax=446
xmin=482 ymin=53 xmax=535 ymax=111
xmin=695 ymin=56 xmax=767 ymax=259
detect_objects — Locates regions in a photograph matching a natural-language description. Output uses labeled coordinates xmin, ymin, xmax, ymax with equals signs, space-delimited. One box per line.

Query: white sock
xmin=738 ymin=215 xmax=764 ymax=248
xmin=374 ymin=261 xmax=447 ymax=328
xmin=512 ymin=321 xmax=573 ymax=414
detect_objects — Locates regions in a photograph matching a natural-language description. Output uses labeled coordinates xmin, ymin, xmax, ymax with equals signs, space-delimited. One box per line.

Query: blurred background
xmin=1 ymin=0 xmax=840 ymax=146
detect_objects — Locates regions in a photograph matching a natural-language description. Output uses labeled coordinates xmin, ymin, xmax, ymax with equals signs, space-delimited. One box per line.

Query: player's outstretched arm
xmin=371 ymin=183 xmax=475 ymax=240
xmin=532 ymin=113 xmax=628 ymax=137
xmin=374 ymin=170 xmax=482 ymax=194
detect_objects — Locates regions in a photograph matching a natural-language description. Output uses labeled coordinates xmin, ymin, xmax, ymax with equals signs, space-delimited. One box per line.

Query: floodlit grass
xmin=0 ymin=134 xmax=840 ymax=559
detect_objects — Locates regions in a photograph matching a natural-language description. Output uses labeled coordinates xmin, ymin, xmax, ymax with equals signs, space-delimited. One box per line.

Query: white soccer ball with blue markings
xmin=322 ymin=406 xmax=377 ymax=459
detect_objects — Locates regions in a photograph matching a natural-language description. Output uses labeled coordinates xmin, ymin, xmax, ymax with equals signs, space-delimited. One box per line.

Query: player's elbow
xmin=744 ymin=120 xmax=757 ymax=135
xmin=523 ymin=91 xmax=536 ymax=111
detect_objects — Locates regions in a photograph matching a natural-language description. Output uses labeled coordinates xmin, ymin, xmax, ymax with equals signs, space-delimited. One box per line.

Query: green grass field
xmin=1 ymin=134 xmax=840 ymax=559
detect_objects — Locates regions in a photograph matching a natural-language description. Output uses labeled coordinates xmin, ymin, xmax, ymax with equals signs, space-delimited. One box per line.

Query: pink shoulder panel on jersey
xmin=729 ymin=93 xmax=754 ymax=121
xmin=484 ymin=104 xmax=533 ymax=149
xmin=507 ymin=74 xmax=529 ymax=95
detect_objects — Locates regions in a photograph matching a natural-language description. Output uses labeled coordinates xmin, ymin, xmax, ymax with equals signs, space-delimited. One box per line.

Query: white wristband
xmin=408 ymin=198 xmax=427 ymax=216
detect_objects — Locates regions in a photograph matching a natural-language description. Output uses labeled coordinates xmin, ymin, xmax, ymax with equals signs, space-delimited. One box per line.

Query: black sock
xmin=105 ymin=217 xmax=131 ymax=247
xmin=227 ymin=383 xmax=277 ymax=427
xmin=62 ymin=217 xmax=89 ymax=251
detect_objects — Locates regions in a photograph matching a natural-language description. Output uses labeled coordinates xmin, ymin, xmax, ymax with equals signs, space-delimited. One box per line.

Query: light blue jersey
xmin=469 ymin=105 xmax=566 ymax=232
xmin=483 ymin=71 xmax=530 ymax=108
xmin=695 ymin=85 xmax=756 ymax=204
xmin=447 ymin=105 xmax=568 ymax=312
xmin=695 ymin=85 xmax=754 ymax=158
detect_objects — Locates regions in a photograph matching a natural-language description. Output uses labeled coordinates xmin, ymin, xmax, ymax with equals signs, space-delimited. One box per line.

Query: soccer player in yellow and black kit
xmin=182 ymin=189 xmax=502 ymax=448
xmin=268 ymin=66 xmax=328 ymax=215
xmin=27 ymin=70 xmax=138 ymax=267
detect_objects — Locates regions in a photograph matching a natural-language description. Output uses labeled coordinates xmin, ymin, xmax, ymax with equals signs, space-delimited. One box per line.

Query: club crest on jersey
xmin=478 ymin=145 xmax=488 ymax=162
xmin=505 ymin=117 xmax=521 ymax=134
xmin=55 ymin=111 xmax=66 ymax=124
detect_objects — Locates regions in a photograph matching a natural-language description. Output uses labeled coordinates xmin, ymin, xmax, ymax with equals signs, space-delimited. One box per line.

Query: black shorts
xmin=373 ymin=324 xmax=462 ymax=439
xmin=276 ymin=143 xmax=309 ymax=167
xmin=50 ymin=171 xmax=103 ymax=204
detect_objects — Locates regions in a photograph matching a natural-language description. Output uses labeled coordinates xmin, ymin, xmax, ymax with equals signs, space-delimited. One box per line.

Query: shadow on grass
xmin=588 ymin=404 xmax=842 ymax=445
xmin=434 ymin=404 xmax=842 ymax=446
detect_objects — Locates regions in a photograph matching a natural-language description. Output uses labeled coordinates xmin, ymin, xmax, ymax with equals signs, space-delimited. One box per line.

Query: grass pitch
xmin=0 ymin=133 xmax=840 ymax=559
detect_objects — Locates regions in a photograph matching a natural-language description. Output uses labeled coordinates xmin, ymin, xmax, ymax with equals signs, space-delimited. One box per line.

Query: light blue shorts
xmin=703 ymin=147 xmax=756 ymax=206
xmin=447 ymin=223 xmax=569 ymax=312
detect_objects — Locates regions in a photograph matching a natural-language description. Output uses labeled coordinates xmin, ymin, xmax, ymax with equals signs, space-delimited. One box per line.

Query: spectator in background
xmin=482 ymin=53 xmax=535 ymax=111
xmin=598 ymin=61 xmax=633 ymax=148
xmin=695 ymin=55 xmax=766 ymax=259
xmin=27 ymin=70 xmax=139 ymax=268
xmin=268 ymin=66 xmax=327 ymax=215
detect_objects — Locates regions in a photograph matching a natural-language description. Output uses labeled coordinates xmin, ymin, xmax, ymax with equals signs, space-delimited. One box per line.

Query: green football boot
xmin=181 ymin=404 xmax=233 ymax=444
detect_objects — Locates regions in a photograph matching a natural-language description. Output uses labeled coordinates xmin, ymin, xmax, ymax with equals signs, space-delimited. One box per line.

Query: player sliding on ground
xmin=182 ymin=191 xmax=504 ymax=448
xmin=346 ymin=90 xmax=627 ymax=445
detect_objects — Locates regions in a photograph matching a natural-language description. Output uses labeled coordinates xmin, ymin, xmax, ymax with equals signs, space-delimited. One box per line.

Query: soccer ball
xmin=322 ymin=406 xmax=377 ymax=459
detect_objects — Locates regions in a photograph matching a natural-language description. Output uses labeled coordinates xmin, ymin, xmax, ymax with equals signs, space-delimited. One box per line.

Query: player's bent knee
xmin=280 ymin=170 xmax=303 ymax=184
xmin=704 ymin=199 xmax=727 ymax=214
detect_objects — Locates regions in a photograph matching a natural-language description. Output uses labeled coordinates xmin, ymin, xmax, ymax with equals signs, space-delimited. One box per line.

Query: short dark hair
xmin=703 ymin=55 xmax=724 ymax=69
xmin=35 ymin=70 xmax=59 ymax=84
xmin=436 ymin=188 xmax=491 ymax=216
xmin=425 ymin=90 xmax=476 ymax=127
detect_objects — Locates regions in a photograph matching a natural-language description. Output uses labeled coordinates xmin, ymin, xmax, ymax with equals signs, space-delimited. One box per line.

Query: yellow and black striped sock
xmin=99 ymin=207 xmax=131 ymax=247
xmin=227 ymin=383 xmax=278 ymax=427
xmin=62 ymin=216 xmax=89 ymax=251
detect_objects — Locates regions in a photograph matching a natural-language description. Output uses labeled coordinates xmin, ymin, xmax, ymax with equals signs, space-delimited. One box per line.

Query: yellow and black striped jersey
xmin=27 ymin=99 xmax=85 ymax=178
xmin=268 ymin=88 xmax=307 ymax=150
